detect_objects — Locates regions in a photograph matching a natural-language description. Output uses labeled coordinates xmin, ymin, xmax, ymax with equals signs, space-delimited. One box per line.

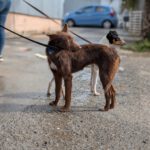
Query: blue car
xmin=63 ymin=5 xmax=118 ymax=28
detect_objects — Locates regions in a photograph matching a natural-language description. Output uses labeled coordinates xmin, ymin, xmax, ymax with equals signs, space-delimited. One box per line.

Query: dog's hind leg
xmin=99 ymin=57 xmax=120 ymax=111
xmin=47 ymin=77 xmax=54 ymax=97
xmin=49 ymin=72 xmax=62 ymax=106
xmin=99 ymin=71 xmax=112 ymax=111
xmin=104 ymin=85 xmax=116 ymax=111
xmin=91 ymin=65 xmax=100 ymax=96
xmin=110 ymin=85 xmax=116 ymax=109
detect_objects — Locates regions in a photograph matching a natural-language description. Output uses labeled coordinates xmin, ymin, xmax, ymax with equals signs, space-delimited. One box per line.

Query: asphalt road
xmin=0 ymin=28 xmax=150 ymax=150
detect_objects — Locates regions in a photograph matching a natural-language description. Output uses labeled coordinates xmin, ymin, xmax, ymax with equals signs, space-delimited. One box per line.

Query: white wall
xmin=101 ymin=0 xmax=122 ymax=14
xmin=10 ymin=0 xmax=65 ymax=19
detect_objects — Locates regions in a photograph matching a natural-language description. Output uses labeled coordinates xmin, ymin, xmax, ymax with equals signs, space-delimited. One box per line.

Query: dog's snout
xmin=121 ymin=40 xmax=126 ymax=45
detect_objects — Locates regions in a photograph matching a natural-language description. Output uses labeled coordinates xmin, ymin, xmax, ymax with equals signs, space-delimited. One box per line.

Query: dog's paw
xmin=49 ymin=101 xmax=57 ymax=106
xmin=104 ymin=105 xmax=110 ymax=111
xmin=47 ymin=92 xmax=51 ymax=97
xmin=59 ymin=106 xmax=70 ymax=112
xmin=110 ymin=104 xmax=115 ymax=109
xmin=93 ymin=92 xmax=100 ymax=96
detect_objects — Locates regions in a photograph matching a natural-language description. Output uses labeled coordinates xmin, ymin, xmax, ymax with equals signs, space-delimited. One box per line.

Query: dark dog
xmin=46 ymin=26 xmax=125 ymax=97
xmin=46 ymin=29 xmax=120 ymax=112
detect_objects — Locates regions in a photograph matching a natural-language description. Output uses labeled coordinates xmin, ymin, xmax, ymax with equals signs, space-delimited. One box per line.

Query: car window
xmin=95 ymin=6 xmax=107 ymax=12
xmin=82 ymin=6 xmax=93 ymax=13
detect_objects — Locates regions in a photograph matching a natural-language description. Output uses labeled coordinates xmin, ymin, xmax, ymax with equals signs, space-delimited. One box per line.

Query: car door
xmin=74 ymin=6 xmax=95 ymax=25
xmin=91 ymin=6 xmax=108 ymax=26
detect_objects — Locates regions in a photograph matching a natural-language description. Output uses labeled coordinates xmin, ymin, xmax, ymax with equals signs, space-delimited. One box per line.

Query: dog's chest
xmin=50 ymin=62 xmax=57 ymax=70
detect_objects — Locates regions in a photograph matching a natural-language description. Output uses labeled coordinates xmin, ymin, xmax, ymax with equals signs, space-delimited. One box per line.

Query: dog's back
xmin=81 ymin=44 xmax=119 ymax=62
xmin=50 ymin=43 xmax=120 ymax=74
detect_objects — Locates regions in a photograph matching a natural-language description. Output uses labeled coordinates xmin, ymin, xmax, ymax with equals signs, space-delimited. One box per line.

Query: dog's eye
xmin=115 ymin=37 xmax=120 ymax=41
xmin=113 ymin=35 xmax=119 ymax=39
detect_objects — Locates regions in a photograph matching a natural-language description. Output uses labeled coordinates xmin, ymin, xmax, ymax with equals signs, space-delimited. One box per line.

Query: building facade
xmin=7 ymin=0 xmax=64 ymax=34
xmin=6 ymin=0 xmax=123 ymax=34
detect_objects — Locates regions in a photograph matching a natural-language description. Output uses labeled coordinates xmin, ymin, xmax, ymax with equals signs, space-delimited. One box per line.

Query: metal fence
xmin=128 ymin=11 xmax=143 ymax=36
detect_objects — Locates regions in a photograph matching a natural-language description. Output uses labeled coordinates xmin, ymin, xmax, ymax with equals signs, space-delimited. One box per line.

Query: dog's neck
xmin=99 ymin=35 xmax=110 ymax=45
xmin=99 ymin=35 xmax=120 ymax=50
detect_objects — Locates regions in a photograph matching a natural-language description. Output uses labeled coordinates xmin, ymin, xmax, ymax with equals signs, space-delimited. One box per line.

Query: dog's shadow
xmin=0 ymin=92 xmax=104 ymax=113
xmin=0 ymin=92 xmax=46 ymax=100
xmin=0 ymin=103 xmax=104 ymax=113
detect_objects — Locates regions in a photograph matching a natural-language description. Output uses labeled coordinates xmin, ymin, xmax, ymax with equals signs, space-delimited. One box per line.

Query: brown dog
xmin=46 ymin=28 xmax=120 ymax=112
xmin=46 ymin=25 xmax=125 ymax=97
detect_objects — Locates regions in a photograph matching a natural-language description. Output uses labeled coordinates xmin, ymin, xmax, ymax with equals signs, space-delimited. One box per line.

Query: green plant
xmin=123 ymin=39 xmax=150 ymax=52
xmin=122 ymin=0 xmax=138 ymax=9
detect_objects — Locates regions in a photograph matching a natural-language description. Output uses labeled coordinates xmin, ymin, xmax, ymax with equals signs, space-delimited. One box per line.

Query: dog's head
xmin=106 ymin=31 xmax=126 ymax=46
xmin=47 ymin=24 xmax=81 ymax=51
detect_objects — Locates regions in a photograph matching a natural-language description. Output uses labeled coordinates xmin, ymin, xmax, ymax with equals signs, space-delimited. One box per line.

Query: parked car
xmin=63 ymin=5 xmax=118 ymax=28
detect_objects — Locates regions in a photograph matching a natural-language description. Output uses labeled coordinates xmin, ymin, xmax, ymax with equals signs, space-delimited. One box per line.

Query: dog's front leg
xmin=91 ymin=65 xmax=100 ymax=96
xmin=49 ymin=72 xmax=62 ymax=106
xmin=60 ymin=75 xmax=72 ymax=112
xmin=47 ymin=77 xmax=54 ymax=97
xmin=47 ymin=77 xmax=65 ymax=99
xmin=90 ymin=65 xmax=94 ymax=91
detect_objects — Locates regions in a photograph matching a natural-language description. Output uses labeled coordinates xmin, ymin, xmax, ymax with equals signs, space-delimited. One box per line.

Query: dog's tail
xmin=104 ymin=56 xmax=120 ymax=93
xmin=35 ymin=53 xmax=47 ymax=60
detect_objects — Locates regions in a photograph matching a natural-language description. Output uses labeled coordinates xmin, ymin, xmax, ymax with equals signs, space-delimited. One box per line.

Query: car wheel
xmin=67 ymin=20 xmax=75 ymax=27
xmin=102 ymin=20 xmax=112 ymax=29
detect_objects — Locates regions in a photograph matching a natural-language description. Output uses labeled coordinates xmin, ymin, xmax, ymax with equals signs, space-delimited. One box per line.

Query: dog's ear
xmin=46 ymin=34 xmax=52 ymax=40
xmin=46 ymin=34 xmax=50 ymax=37
xmin=106 ymin=32 xmax=112 ymax=43
xmin=46 ymin=34 xmax=57 ymax=40
xmin=62 ymin=24 xmax=68 ymax=32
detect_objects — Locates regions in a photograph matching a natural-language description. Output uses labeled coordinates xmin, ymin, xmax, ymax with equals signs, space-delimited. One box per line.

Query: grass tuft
xmin=123 ymin=39 xmax=150 ymax=52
